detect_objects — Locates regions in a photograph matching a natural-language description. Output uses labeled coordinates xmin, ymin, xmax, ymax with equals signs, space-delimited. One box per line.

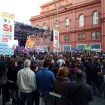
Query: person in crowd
xmin=69 ymin=60 xmax=78 ymax=81
xmin=86 ymin=58 xmax=99 ymax=95
xmin=69 ymin=70 xmax=94 ymax=105
xmin=57 ymin=54 xmax=65 ymax=67
xmin=7 ymin=57 xmax=19 ymax=105
xmin=30 ymin=59 xmax=39 ymax=105
xmin=36 ymin=58 xmax=55 ymax=105
xmin=15 ymin=57 xmax=24 ymax=71
xmin=98 ymin=61 xmax=105 ymax=98
xmin=63 ymin=58 xmax=71 ymax=68
xmin=76 ymin=58 xmax=86 ymax=72
xmin=0 ymin=55 xmax=9 ymax=105
xmin=54 ymin=67 xmax=71 ymax=105
xmin=35 ymin=56 xmax=44 ymax=70
xmin=14 ymin=57 xmax=24 ymax=104
xmin=52 ymin=61 xmax=60 ymax=77
xmin=17 ymin=59 xmax=37 ymax=105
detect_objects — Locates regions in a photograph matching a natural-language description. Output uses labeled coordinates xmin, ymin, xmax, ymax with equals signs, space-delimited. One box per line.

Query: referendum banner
xmin=0 ymin=11 xmax=14 ymax=42
xmin=53 ymin=28 xmax=59 ymax=52
xmin=0 ymin=11 xmax=15 ymax=55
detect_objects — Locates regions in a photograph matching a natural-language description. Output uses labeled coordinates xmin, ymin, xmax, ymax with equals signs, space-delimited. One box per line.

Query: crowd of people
xmin=0 ymin=51 xmax=105 ymax=105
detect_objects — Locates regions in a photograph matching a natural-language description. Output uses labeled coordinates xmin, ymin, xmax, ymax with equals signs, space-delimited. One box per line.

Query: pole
xmin=56 ymin=0 xmax=60 ymax=56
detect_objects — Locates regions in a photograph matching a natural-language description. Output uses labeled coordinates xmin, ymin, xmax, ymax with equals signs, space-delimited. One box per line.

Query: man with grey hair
xmin=17 ymin=59 xmax=37 ymax=105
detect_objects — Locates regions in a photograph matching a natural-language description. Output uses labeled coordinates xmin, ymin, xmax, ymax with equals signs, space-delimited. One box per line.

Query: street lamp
xmin=56 ymin=0 xmax=59 ymax=29
xmin=55 ymin=0 xmax=60 ymax=54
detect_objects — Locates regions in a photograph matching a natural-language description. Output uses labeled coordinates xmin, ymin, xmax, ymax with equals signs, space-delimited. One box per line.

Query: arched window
xmin=65 ymin=17 xmax=70 ymax=29
xmin=93 ymin=11 xmax=99 ymax=25
xmin=79 ymin=14 xmax=84 ymax=27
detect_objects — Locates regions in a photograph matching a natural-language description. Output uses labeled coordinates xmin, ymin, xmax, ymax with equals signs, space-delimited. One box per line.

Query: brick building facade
xmin=30 ymin=0 xmax=105 ymax=52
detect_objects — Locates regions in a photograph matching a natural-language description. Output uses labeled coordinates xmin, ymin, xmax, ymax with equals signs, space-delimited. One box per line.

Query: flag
xmin=50 ymin=30 xmax=53 ymax=41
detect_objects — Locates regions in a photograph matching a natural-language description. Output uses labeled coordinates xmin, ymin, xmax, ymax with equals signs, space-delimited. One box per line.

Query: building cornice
xmin=40 ymin=0 xmax=63 ymax=8
xmin=60 ymin=25 xmax=101 ymax=34
xmin=30 ymin=0 xmax=101 ymax=21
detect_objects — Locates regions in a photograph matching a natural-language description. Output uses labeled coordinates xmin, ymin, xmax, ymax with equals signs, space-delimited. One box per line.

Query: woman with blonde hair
xmin=54 ymin=67 xmax=71 ymax=105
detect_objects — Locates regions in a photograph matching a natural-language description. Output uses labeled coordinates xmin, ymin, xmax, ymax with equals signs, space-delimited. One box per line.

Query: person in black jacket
xmin=54 ymin=67 xmax=71 ymax=105
xmin=69 ymin=70 xmax=94 ymax=105
xmin=0 ymin=55 xmax=9 ymax=105
xmin=86 ymin=59 xmax=99 ymax=95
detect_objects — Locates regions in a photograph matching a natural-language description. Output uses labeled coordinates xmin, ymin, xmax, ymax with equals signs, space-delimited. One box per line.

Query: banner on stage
xmin=53 ymin=28 xmax=59 ymax=52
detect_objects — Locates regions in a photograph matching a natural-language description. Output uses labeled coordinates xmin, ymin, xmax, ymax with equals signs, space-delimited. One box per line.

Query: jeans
xmin=19 ymin=92 xmax=34 ymax=105
xmin=34 ymin=90 xmax=39 ymax=105
xmin=43 ymin=94 xmax=54 ymax=105
xmin=99 ymin=82 xmax=105 ymax=97
xmin=0 ymin=84 xmax=10 ymax=105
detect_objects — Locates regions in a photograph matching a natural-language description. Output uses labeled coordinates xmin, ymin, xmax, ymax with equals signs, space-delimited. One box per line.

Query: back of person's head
xmin=88 ymin=58 xmax=92 ymax=63
xmin=0 ymin=55 xmax=5 ymax=60
xmin=59 ymin=54 xmax=63 ymax=59
xmin=55 ymin=61 xmax=60 ymax=67
xmin=76 ymin=70 xmax=85 ymax=81
xmin=56 ymin=67 xmax=69 ymax=80
xmin=17 ymin=58 xmax=24 ymax=66
xmin=43 ymin=58 xmax=51 ymax=68
xmin=71 ymin=60 xmax=76 ymax=67
xmin=24 ymin=59 xmax=31 ymax=67
xmin=9 ymin=58 xmax=16 ymax=67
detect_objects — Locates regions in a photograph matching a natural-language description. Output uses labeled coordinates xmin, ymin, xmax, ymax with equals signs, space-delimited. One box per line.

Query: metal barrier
xmin=49 ymin=92 xmax=73 ymax=105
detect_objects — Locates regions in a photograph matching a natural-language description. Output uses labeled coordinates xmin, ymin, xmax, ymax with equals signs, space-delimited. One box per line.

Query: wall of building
xmin=101 ymin=0 xmax=105 ymax=51
xmin=30 ymin=0 xmax=105 ymax=51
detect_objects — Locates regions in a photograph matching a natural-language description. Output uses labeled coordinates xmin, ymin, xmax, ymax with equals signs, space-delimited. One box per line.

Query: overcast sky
xmin=0 ymin=0 xmax=51 ymax=24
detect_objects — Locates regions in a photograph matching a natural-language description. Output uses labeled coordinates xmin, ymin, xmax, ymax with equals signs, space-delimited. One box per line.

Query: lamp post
xmin=56 ymin=0 xmax=60 ymax=54
xmin=56 ymin=0 xmax=59 ymax=29
xmin=52 ymin=0 xmax=60 ymax=55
